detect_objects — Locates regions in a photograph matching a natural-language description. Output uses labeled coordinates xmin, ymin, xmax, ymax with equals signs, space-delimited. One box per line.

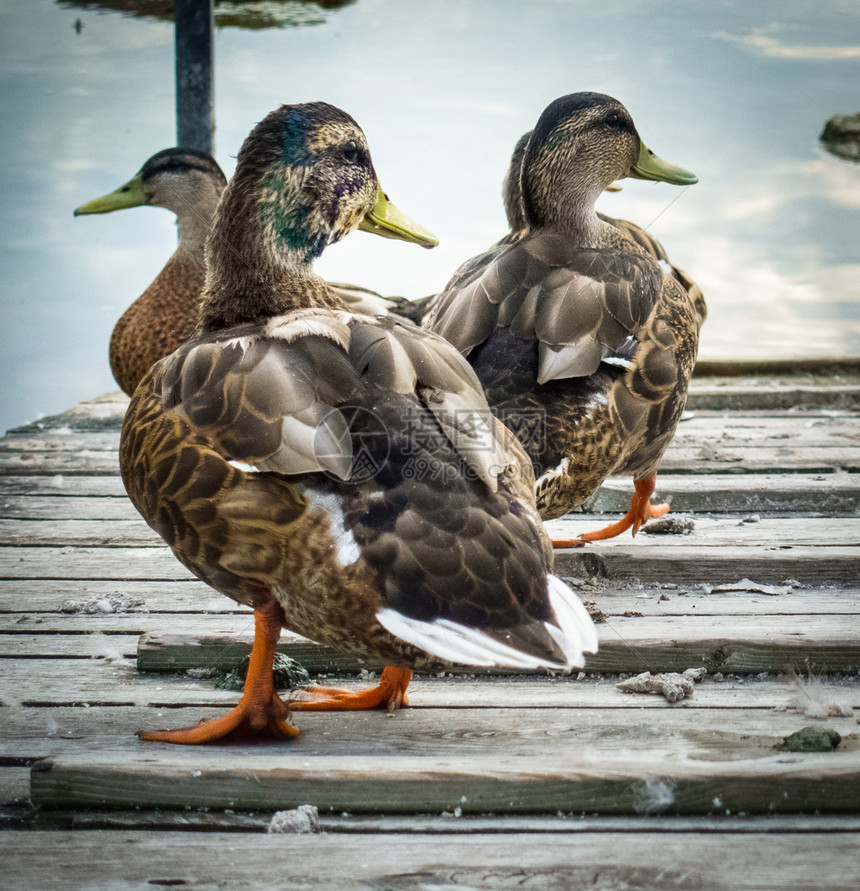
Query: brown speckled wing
xmin=611 ymin=274 xmax=701 ymax=478
xmin=427 ymin=232 xmax=664 ymax=384
xmin=121 ymin=309 xmax=567 ymax=666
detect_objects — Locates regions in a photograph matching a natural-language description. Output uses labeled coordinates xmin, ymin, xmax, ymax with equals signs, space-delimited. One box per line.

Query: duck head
xmin=74 ymin=148 xmax=227 ymax=220
xmin=74 ymin=148 xmax=228 ymax=250
xmin=200 ymin=102 xmax=437 ymax=329
xmin=519 ymin=92 xmax=697 ymax=233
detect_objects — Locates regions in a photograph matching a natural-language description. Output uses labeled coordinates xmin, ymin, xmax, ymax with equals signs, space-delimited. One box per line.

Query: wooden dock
xmin=2 ymin=369 xmax=859 ymax=888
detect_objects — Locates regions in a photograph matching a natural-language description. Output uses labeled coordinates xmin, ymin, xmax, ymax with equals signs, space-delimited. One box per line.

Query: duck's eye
xmin=340 ymin=141 xmax=362 ymax=164
xmin=604 ymin=111 xmax=625 ymax=128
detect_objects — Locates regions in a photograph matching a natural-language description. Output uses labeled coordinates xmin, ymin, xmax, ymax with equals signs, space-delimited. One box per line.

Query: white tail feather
xmin=376 ymin=575 xmax=598 ymax=672
xmin=547 ymin=573 xmax=600 ymax=655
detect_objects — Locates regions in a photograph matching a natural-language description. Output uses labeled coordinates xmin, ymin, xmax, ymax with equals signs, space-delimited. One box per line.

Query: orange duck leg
xmin=552 ymin=476 xmax=669 ymax=547
xmin=291 ymin=666 xmax=413 ymax=713
xmin=138 ymin=600 xmax=300 ymax=744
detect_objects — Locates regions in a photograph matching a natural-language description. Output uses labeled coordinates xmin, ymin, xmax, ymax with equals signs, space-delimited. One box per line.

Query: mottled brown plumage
xmin=120 ymin=102 xmax=597 ymax=743
xmin=424 ymin=92 xmax=705 ymax=529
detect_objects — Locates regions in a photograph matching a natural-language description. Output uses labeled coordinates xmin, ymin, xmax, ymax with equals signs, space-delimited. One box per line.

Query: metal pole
xmin=175 ymin=0 xmax=214 ymax=154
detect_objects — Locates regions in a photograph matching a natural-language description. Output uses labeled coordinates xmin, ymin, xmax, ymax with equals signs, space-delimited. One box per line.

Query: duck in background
xmin=75 ymin=149 xmax=227 ymax=396
xmin=120 ymin=101 xmax=597 ymax=744
xmin=423 ymin=92 xmax=705 ymax=544
xmin=502 ymin=130 xmax=706 ymax=326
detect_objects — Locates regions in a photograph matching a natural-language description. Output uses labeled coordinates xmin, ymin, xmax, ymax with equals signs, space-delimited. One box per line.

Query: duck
xmin=74 ymin=148 xmax=228 ymax=397
xmin=423 ymin=92 xmax=705 ymax=543
xmin=502 ymin=130 xmax=706 ymax=327
xmin=120 ymin=101 xmax=598 ymax=744
xmin=75 ymin=149 xmax=430 ymax=395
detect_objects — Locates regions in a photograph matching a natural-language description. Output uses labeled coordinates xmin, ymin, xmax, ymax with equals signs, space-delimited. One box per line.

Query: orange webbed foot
xmin=290 ymin=666 xmax=412 ymax=713
xmin=138 ymin=601 xmax=300 ymax=744
xmin=550 ymin=537 xmax=587 ymax=549
xmin=578 ymin=476 xmax=669 ymax=543
xmin=138 ymin=690 xmax=299 ymax=744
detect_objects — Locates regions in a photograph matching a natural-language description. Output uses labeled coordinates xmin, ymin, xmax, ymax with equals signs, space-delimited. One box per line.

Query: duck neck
xmin=553 ymin=199 xmax=606 ymax=247
xmin=524 ymin=167 xmax=611 ymax=247
xmin=167 ymin=176 xmax=225 ymax=264
xmin=196 ymin=217 xmax=346 ymax=335
xmin=195 ymin=163 xmax=352 ymax=334
xmin=174 ymin=207 xmax=215 ymax=264
xmin=197 ymin=251 xmax=341 ymax=334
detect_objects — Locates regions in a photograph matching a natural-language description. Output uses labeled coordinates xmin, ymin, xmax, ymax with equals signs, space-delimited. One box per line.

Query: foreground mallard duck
xmin=424 ymin=92 xmax=705 ymax=542
xmin=120 ymin=101 xmax=597 ymax=743
xmin=75 ymin=149 xmax=228 ymax=396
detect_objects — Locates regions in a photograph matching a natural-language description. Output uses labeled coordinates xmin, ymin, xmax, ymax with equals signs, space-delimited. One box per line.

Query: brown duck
xmin=424 ymin=92 xmax=705 ymax=543
xmin=74 ymin=149 xmax=228 ymax=396
xmin=120 ymin=101 xmax=597 ymax=744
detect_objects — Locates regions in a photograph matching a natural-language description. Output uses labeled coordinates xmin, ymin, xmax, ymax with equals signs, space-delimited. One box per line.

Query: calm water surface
xmin=1 ymin=0 xmax=858 ymax=432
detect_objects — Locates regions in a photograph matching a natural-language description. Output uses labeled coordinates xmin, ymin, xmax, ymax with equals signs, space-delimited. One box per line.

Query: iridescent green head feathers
xmin=198 ymin=101 xmax=437 ymax=331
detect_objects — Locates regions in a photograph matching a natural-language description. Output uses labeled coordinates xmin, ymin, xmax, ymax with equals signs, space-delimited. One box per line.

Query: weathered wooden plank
xmin=0 ymin=432 xmax=120 ymax=453
xmin=552 ymin=545 xmax=859 ymax=585
xmin=4 ymin=415 xmax=857 ymax=455
xmin=673 ymin=413 xmax=859 ymax=442
xmin=28 ymin=733 xmax=860 ymax=814
xmin=0 ymin=514 xmax=840 ymax=547
xmin=658 ymin=446 xmax=860 ymax=473
xmin=3 ymin=609 xmax=858 ymax=647
xmin=0 ymin=495 xmax=141 ymax=521
xmin=1 ymin=657 xmax=218 ymax=708
xmin=0 ymin=767 xmax=30 ymax=807
xmin=2 ymin=541 xmax=857 ymax=586
xmin=4 ymin=515 xmax=859 ymax=549
xmin=5 ymin=830 xmax=860 ymax=890
xmin=4 ymin=444 xmax=857 ymax=475
xmin=5 ymin=579 xmax=858 ymax=617
xmin=0 ymin=634 xmax=142 ymax=659
xmin=0 ymin=519 xmax=159 ymax=547
xmin=133 ymin=614 xmax=860 ymax=675
xmin=0 ymin=476 xmax=125 ymax=497
xmin=0 ymin=452 xmax=121 ymax=476
xmin=587 ymin=472 xmax=860 ymax=514
xmin=0 ymin=579 xmax=225 ymax=613
xmin=4 ymin=674 xmax=854 ymax=713
xmin=0 ymin=519 xmax=161 ymax=547
xmin=3 ymin=473 xmax=857 ymax=519
xmin=545 ymin=516 xmax=860 ymax=546
xmin=7 ymin=705 xmax=860 ymax=778
xmin=8 ymin=809 xmax=860 ymax=834
xmin=0 ymin=547 xmax=197 ymax=581
xmin=693 ymin=359 xmax=860 ymax=376
xmin=686 ymin=379 xmax=860 ymax=411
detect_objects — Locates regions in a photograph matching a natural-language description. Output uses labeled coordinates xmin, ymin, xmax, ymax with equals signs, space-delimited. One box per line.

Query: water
xmin=1 ymin=0 xmax=858 ymax=433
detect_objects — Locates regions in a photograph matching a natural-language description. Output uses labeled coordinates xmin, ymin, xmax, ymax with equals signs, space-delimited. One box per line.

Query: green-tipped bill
xmin=629 ymin=142 xmax=698 ymax=186
xmin=73 ymin=171 xmax=147 ymax=216
xmin=358 ymin=186 xmax=439 ymax=249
